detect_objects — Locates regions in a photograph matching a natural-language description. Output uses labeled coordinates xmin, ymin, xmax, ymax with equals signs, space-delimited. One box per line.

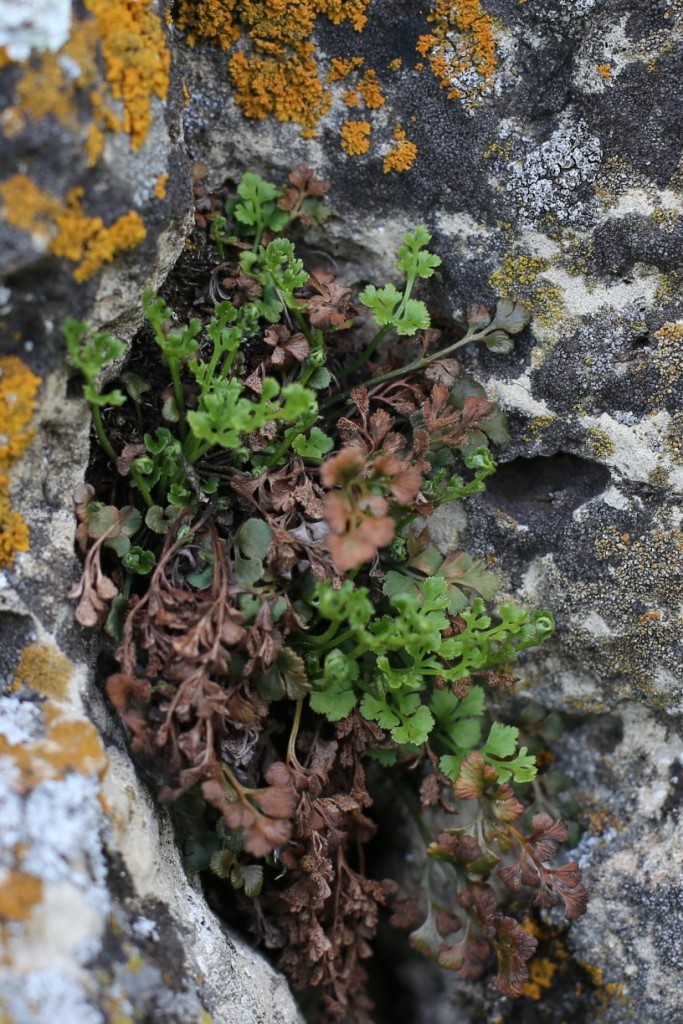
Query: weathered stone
xmin=2 ymin=1 xmax=683 ymax=1021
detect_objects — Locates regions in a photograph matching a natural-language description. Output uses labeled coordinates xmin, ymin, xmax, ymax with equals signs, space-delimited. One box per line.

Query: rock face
xmin=2 ymin=1 xmax=683 ymax=1022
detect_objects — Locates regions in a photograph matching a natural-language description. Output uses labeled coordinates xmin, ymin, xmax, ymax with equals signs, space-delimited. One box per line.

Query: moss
xmin=416 ymin=0 xmax=497 ymax=110
xmin=383 ymin=125 xmax=418 ymax=174
xmin=340 ymin=119 xmax=372 ymax=155
xmin=0 ymin=176 xmax=146 ymax=283
xmin=0 ymin=356 xmax=41 ymax=568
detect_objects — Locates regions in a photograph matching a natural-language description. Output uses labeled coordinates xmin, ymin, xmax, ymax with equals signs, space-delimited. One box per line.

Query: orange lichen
xmin=12 ymin=643 xmax=74 ymax=703
xmin=174 ymin=1 xmax=370 ymax=135
xmin=229 ymin=46 xmax=332 ymax=134
xmin=383 ymin=125 xmax=418 ymax=173
xmin=597 ymin=63 xmax=612 ymax=79
xmin=7 ymin=1 xmax=169 ymax=154
xmin=343 ymin=88 xmax=362 ymax=107
xmin=358 ymin=68 xmax=385 ymax=108
xmin=83 ymin=0 xmax=171 ymax=150
xmin=0 ymin=176 xmax=146 ymax=283
xmin=388 ymin=57 xmax=402 ymax=70
xmin=417 ymin=0 xmax=497 ymax=109
xmin=0 ymin=356 xmax=41 ymax=568
xmin=0 ymin=710 xmax=106 ymax=788
xmin=0 ymin=870 xmax=43 ymax=922
xmin=154 ymin=173 xmax=169 ymax=200
xmin=328 ymin=56 xmax=365 ymax=81
xmin=175 ymin=0 xmax=241 ymax=49
xmin=340 ymin=119 xmax=371 ymax=155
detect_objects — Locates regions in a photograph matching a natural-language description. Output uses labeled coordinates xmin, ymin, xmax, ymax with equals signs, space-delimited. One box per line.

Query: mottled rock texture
xmin=1 ymin=1 xmax=682 ymax=1022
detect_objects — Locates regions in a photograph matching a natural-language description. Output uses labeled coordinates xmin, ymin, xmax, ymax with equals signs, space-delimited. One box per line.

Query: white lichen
xmin=506 ymin=118 xmax=602 ymax=226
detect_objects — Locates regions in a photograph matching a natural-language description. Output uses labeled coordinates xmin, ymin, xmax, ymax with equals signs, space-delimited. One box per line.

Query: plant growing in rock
xmin=67 ymin=167 xmax=586 ymax=1022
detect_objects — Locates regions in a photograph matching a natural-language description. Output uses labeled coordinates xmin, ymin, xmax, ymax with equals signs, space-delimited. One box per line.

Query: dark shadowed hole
xmin=482 ymin=453 xmax=610 ymax=523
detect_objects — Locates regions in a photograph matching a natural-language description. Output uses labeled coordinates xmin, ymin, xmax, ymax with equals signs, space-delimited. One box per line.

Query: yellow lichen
xmin=0 ymin=356 xmax=41 ymax=568
xmin=587 ymin=427 xmax=615 ymax=459
xmin=12 ymin=643 xmax=74 ymax=703
xmin=229 ymin=46 xmax=332 ymax=134
xmin=383 ymin=125 xmax=418 ymax=173
xmin=388 ymin=57 xmax=402 ymax=70
xmin=0 ymin=704 xmax=106 ymax=787
xmin=489 ymin=254 xmax=565 ymax=331
xmin=358 ymin=68 xmax=385 ymax=108
xmin=340 ymin=119 xmax=371 ymax=155
xmin=416 ymin=0 xmax=497 ymax=110
xmin=652 ymin=321 xmax=683 ymax=399
xmin=0 ymin=869 xmax=43 ymax=922
xmin=0 ymin=176 xmax=146 ymax=283
xmin=521 ymin=957 xmax=559 ymax=1000
xmin=154 ymin=173 xmax=169 ymax=200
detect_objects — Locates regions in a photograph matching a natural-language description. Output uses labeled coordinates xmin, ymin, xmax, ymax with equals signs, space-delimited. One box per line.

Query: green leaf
xmin=439 ymin=754 xmax=462 ymax=782
xmin=484 ymin=722 xmax=519 ymax=759
xmin=358 ymin=283 xmax=402 ymax=326
xmin=235 ymin=519 xmax=272 ymax=561
xmin=494 ymin=746 xmax=537 ymax=784
xmin=382 ymin=570 xmax=420 ymax=601
xmin=484 ymin=330 xmax=514 ymax=354
xmin=309 ymin=677 xmax=358 ymax=721
xmin=241 ymin=863 xmax=264 ymax=897
xmin=392 ymin=703 xmax=434 ymax=745
xmin=360 ymin=693 xmax=399 ymax=731
xmin=258 ymin=646 xmax=310 ymax=700
xmin=232 ymin=552 xmax=265 ymax=587
xmin=307 ymin=366 xmax=332 ymax=390
xmin=439 ymin=551 xmax=499 ymax=601
xmin=396 ymin=227 xmax=442 ymax=279
xmin=123 ymin=546 xmax=156 ymax=574
xmin=121 ymin=372 xmax=151 ymax=403
xmin=105 ymin=595 xmax=128 ymax=641
xmin=396 ymin=298 xmax=430 ymax=336
xmin=492 ymin=299 xmax=531 ymax=335
xmin=448 ymin=717 xmax=482 ymax=749
xmin=145 ymin=505 xmax=182 ymax=534
xmin=291 ymin=427 xmax=334 ymax=459
xmin=367 ymin=748 xmax=399 ymax=766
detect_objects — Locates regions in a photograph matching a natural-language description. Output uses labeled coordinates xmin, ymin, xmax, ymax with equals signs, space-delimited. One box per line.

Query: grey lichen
xmin=505 ymin=118 xmax=603 ymax=226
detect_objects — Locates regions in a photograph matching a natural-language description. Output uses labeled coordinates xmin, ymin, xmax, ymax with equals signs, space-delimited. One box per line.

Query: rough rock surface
xmin=2 ymin=1 xmax=683 ymax=1022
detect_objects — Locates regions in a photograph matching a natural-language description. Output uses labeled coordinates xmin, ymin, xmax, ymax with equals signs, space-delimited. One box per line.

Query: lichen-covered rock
xmin=0 ymin=0 xmax=193 ymax=373
xmin=0 ymin=367 xmax=304 ymax=1024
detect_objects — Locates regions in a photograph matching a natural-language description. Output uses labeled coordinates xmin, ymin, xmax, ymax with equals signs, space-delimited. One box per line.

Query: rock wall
xmin=1 ymin=1 xmax=682 ymax=1022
